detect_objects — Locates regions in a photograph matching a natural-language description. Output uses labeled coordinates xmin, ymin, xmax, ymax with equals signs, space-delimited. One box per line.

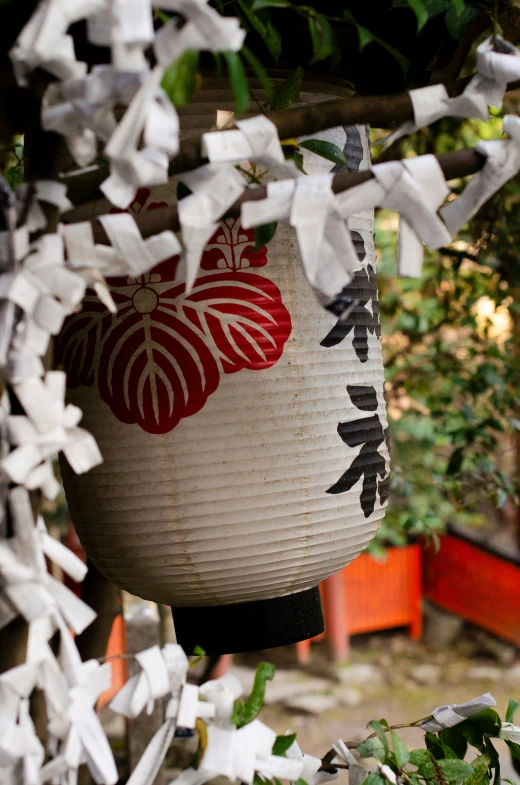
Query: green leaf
xmin=308 ymin=13 xmax=337 ymax=64
xmin=155 ymin=8 xmax=171 ymax=23
xmin=458 ymin=721 xmax=486 ymax=754
xmin=409 ymin=749 xmax=433 ymax=768
xmin=272 ymin=734 xmax=297 ymax=756
xmin=253 ymin=222 xmax=277 ymax=251
xmin=506 ymin=741 xmax=520 ymax=762
xmin=465 ymin=755 xmax=491 ymax=785
xmin=425 ymin=732 xmax=446 ymax=759
xmin=437 ymin=759 xmax=473 ymax=780
xmin=356 ymin=25 xmax=374 ymax=50
xmin=357 ymin=737 xmax=386 ymax=760
xmin=240 ymin=45 xmax=273 ymax=105
xmin=299 ymin=139 xmax=347 ymax=166
xmin=439 ymin=728 xmax=467 ymax=760
xmin=192 ymin=645 xmax=205 ymax=656
xmin=447 ymin=446 xmax=464 ymax=474
xmin=399 ymin=0 xmax=429 ymax=29
xmin=161 ymin=50 xmax=200 ymax=107
xmin=236 ymin=0 xmax=281 ymax=60
xmin=270 ymin=66 xmax=303 ymax=110
xmin=445 ymin=4 xmax=480 ymax=38
xmin=251 ymin=0 xmax=290 ymax=7
xmin=471 ymin=709 xmax=502 ymax=736
xmin=390 ymin=730 xmax=409 ymax=767
xmin=484 ymin=738 xmax=500 ymax=785
xmin=231 ymin=662 xmax=275 ymax=727
xmin=506 ymin=699 xmax=519 ymax=723
xmin=369 ymin=721 xmax=390 ymax=758
xmin=362 ymin=775 xmax=386 ymax=785
xmin=223 ymin=51 xmax=250 ymax=116
xmin=422 ymin=0 xmax=451 ymax=17
xmin=419 ymin=758 xmax=473 ymax=782
xmin=293 ymin=150 xmax=305 ymax=173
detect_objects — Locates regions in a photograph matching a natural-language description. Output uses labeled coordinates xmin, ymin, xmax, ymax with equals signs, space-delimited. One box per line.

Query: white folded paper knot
xmin=0 ymin=231 xmax=89 ymax=375
xmin=154 ymin=0 xmax=245 ymax=68
xmin=42 ymin=67 xmax=144 ymax=169
xmin=0 ymin=486 xmax=95 ymax=635
xmin=61 ymin=210 xmax=180 ymax=314
xmin=441 ymin=115 xmax=520 ymax=236
xmin=380 ymin=35 xmax=520 ymax=148
xmin=500 ymin=722 xmax=520 ymax=744
xmin=9 ymin=0 xmax=104 ymax=86
xmin=336 ymin=156 xmax=451 ymax=278
xmin=178 ymin=164 xmax=247 ymax=292
xmin=202 ymin=115 xmax=298 ymax=179
xmin=420 ymin=692 xmax=496 ymax=732
xmin=101 ymin=66 xmax=180 ymax=208
xmin=473 ymin=35 xmax=520 ymax=109
xmin=242 ymin=176 xmax=360 ymax=316
xmin=1 ymin=371 xmax=102 ymax=497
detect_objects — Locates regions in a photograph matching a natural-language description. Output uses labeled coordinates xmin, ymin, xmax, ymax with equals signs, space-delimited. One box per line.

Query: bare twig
xmin=63 ymin=72 xmax=520 ymax=209
xmin=85 ymin=146 xmax=487 ymax=245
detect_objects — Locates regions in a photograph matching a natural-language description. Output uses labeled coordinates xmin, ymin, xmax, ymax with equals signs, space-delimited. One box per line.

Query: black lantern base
xmin=172 ymin=586 xmax=324 ymax=655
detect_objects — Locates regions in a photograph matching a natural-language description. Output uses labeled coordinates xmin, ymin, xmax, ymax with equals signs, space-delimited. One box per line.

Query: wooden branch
xmin=65 ymin=73 xmax=520 ymax=209
xmin=88 ymin=146 xmax=486 ymax=245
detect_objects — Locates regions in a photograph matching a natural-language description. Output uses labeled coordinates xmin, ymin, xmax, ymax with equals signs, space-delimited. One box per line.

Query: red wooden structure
xmin=423 ymin=532 xmax=520 ymax=647
xmin=297 ymin=544 xmax=423 ymax=662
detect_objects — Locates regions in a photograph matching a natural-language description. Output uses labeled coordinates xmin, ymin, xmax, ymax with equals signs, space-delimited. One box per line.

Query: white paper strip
xmin=421 ymin=693 xmax=496 ymax=732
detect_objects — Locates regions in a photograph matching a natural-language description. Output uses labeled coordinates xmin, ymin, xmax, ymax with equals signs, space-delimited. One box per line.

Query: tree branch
xmin=87 ymin=146 xmax=486 ymax=244
xmin=64 ymin=72 xmax=520 ymax=209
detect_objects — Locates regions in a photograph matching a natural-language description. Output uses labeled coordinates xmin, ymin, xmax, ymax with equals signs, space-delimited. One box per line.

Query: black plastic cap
xmin=172 ymin=586 xmax=324 ymax=655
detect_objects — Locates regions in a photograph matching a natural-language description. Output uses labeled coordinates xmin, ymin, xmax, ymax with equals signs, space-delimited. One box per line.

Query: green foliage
xmin=270 ymin=66 xmax=304 ymax=110
xmin=374 ymin=113 xmax=520 ymax=548
xmin=505 ymin=698 xmax=519 ymax=723
xmin=161 ymin=50 xmax=200 ymax=107
xmin=357 ymin=736 xmax=387 ymax=760
xmin=231 ymin=662 xmax=275 ymax=727
xmin=223 ymin=51 xmax=250 ymax=115
xmin=298 ymin=139 xmax=347 ymax=166
xmin=253 ymin=222 xmax=278 ymax=251
xmin=465 ymin=756 xmax=491 ymax=785
xmin=235 ymin=0 xmax=282 ymax=60
xmin=272 ymin=733 xmax=297 ymax=755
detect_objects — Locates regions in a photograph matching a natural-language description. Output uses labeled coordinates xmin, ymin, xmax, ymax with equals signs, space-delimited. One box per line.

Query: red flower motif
xmin=57 ymin=198 xmax=292 ymax=434
xmin=201 ymin=218 xmax=268 ymax=271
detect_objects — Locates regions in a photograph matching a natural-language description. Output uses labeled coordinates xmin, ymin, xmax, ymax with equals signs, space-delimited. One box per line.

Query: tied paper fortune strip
xmin=441 ymin=115 xmax=520 ymax=236
xmin=201 ymin=115 xmax=299 ymax=179
xmin=335 ymin=156 xmax=451 ymax=279
xmin=154 ymin=0 xmax=245 ymax=68
xmin=178 ymin=164 xmax=247 ymax=292
xmin=101 ymin=66 xmax=180 ymax=208
xmin=420 ymin=693 xmax=497 ymax=733
xmin=381 ymin=34 xmax=520 ymax=149
xmin=241 ymin=176 xmax=360 ymax=318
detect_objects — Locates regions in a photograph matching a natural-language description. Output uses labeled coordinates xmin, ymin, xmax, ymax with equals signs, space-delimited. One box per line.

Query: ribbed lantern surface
xmin=58 ymin=81 xmax=390 ymax=612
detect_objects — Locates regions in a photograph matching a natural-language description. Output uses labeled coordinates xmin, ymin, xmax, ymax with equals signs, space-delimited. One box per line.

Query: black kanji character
xmin=326 ymin=385 xmax=389 ymax=518
xmin=332 ymin=125 xmax=364 ymax=174
xmin=320 ymin=263 xmax=381 ymax=362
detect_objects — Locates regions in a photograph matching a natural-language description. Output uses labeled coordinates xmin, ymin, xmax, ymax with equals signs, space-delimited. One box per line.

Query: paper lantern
xmin=58 ymin=81 xmax=390 ymax=653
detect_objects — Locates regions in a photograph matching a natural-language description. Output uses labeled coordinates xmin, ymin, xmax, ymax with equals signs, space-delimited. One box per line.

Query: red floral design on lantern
xmin=57 ymin=191 xmax=292 ymax=434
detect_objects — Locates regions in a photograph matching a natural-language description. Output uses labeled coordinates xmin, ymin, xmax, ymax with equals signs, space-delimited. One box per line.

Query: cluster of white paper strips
xmin=3 ymin=0 xmax=520 ymax=783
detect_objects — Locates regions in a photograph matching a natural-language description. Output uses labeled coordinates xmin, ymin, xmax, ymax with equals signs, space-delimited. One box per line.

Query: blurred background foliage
xmin=372 ymin=101 xmax=520 ymax=554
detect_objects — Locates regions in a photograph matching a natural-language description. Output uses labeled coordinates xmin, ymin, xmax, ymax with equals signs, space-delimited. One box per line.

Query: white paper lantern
xmin=58 ymin=81 xmax=390 ymax=652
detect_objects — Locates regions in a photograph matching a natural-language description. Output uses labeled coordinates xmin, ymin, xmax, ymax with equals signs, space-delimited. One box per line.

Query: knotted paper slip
xmin=381 ymin=35 xmax=520 ymax=148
